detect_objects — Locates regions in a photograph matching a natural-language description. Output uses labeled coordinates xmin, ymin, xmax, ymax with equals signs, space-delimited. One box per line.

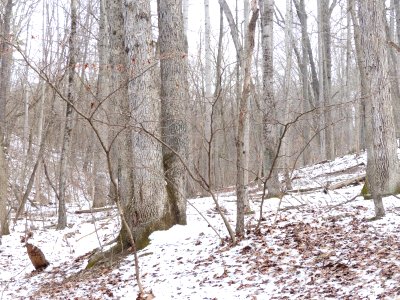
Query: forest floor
xmin=1 ymin=152 xmax=400 ymax=299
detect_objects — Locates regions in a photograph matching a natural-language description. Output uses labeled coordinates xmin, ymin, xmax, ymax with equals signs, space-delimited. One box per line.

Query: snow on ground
xmin=1 ymin=152 xmax=400 ymax=299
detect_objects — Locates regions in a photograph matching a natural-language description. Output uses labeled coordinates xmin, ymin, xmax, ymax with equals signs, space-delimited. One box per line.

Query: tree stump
xmin=25 ymin=243 xmax=49 ymax=270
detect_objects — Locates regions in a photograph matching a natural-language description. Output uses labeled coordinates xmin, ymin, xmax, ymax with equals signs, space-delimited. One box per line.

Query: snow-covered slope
xmin=1 ymin=152 xmax=400 ymax=299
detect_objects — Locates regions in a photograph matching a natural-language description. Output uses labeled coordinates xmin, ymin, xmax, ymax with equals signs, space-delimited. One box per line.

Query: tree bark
xmin=119 ymin=0 xmax=170 ymax=249
xmin=0 ymin=0 xmax=12 ymax=236
xmin=349 ymin=0 xmax=367 ymax=151
xmin=57 ymin=0 xmax=77 ymax=230
xmin=92 ymin=0 xmax=110 ymax=208
xmin=158 ymin=0 xmax=189 ymax=225
xmin=359 ymin=0 xmax=400 ymax=218
xmin=317 ymin=0 xmax=335 ymax=160
xmin=260 ymin=0 xmax=281 ymax=198
xmin=236 ymin=8 xmax=258 ymax=235
xmin=0 ymin=131 xmax=8 ymax=236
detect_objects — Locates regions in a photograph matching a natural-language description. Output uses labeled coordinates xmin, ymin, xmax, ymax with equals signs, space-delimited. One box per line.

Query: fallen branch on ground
xmin=74 ymin=206 xmax=116 ymax=214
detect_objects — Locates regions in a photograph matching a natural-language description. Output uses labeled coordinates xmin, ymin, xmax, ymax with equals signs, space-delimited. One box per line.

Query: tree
xmin=358 ymin=0 xmax=400 ymax=218
xmin=317 ymin=0 xmax=336 ymax=160
xmin=57 ymin=0 xmax=78 ymax=230
xmin=117 ymin=0 xmax=182 ymax=249
xmin=260 ymin=0 xmax=281 ymax=198
xmin=0 ymin=0 xmax=13 ymax=236
xmin=158 ymin=0 xmax=189 ymax=225
xmin=349 ymin=0 xmax=367 ymax=152
xmin=236 ymin=4 xmax=258 ymax=235
xmin=91 ymin=0 xmax=110 ymax=208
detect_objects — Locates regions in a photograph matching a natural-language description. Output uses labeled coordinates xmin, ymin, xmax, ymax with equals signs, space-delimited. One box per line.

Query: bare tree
xmin=260 ymin=0 xmax=281 ymax=198
xmin=0 ymin=0 xmax=13 ymax=236
xmin=317 ymin=0 xmax=336 ymax=160
xmin=349 ymin=0 xmax=367 ymax=151
xmin=57 ymin=0 xmax=78 ymax=230
xmin=236 ymin=5 xmax=258 ymax=235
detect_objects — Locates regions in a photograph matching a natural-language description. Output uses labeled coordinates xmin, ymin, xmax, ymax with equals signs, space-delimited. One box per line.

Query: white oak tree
xmin=359 ymin=0 xmax=400 ymax=218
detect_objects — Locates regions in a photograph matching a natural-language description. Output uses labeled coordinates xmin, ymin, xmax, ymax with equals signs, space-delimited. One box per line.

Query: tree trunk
xmin=57 ymin=0 xmax=77 ymax=230
xmin=118 ymin=0 xmax=170 ymax=249
xmin=0 ymin=0 xmax=13 ymax=141
xmin=260 ymin=0 xmax=281 ymax=198
xmin=236 ymin=8 xmax=258 ymax=235
xmin=318 ymin=0 xmax=335 ymax=160
xmin=349 ymin=0 xmax=367 ymax=151
xmin=359 ymin=0 xmax=400 ymax=218
xmin=0 ymin=132 xmax=8 ymax=236
xmin=158 ymin=0 xmax=189 ymax=225
xmin=92 ymin=0 xmax=110 ymax=209
xmin=294 ymin=0 xmax=311 ymax=165
xmin=0 ymin=0 xmax=12 ymax=236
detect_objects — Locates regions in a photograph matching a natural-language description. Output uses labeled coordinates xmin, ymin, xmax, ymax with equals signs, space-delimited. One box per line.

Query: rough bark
xmin=0 ymin=0 xmax=13 ymax=138
xmin=294 ymin=0 xmax=311 ymax=164
xmin=158 ymin=0 xmax=189 ymax=225
xmin=92 ymin=0 xmax=110 ymax=208
xmin=57 ymin=0 xmax=77 ymax=230
xmin=260 ymin=0 xmax=281 ymax=198
xmin=359 ymin=0 xmax=400 ymax=218
xmin=317 ymin=0 xmax=335 ymax=160
xmin=0 ymin=0 xmax=12 ymax=236
xmin=384 ymin=13 xmax=400 ymax=137
xmin=119 ymin=0 xmax=170 ymax=249
xmin=293 ymin=0 xmax=319 ymax=102
xmin=349 ymin=0 xmax=367 ymax=151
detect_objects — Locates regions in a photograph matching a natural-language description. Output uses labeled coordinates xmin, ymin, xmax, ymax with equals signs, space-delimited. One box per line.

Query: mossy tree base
xmin=86 ymin=206 xmax=178 ymax=269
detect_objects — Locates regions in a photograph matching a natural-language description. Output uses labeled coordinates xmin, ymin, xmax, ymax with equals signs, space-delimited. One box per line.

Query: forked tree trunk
xmin=118 ymin=0 xmax=170 ymax=249
xmin=236 ymin=7 xmax=258 ymax=235
xmin=218 ymin=0 xmax=251 ymax=209
xmin=358 ymin=0 xmax=400 ymax=218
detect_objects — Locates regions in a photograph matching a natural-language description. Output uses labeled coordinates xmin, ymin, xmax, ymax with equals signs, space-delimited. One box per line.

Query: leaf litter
xmin=1 ymin=152 xmax=400 ymax=299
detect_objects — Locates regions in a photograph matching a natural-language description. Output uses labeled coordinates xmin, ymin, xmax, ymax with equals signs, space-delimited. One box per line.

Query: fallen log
xmin=328 ymin=174 xmax=365 ymax=190
xmin=74 ymin=206 xmax=116 ymax=214
xmin=288 ymin=174 xmax=365 ymax=194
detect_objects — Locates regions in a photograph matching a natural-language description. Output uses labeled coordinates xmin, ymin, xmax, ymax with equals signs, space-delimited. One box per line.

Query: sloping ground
xmin=1 ymin=153 xmax=400 ymax=299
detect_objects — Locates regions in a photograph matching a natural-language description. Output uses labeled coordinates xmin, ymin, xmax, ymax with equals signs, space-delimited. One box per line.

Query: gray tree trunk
xmin=118 ymin=0 xmax=170 ymax=249
xmin=317 ymin=0 xmax=335 ymax=160
xmin=349 ymin=0 xmax=367 ymax=151
xmin=0 ymin=0 xmax=13 ymax=140
xmin=218 ymin=0 xmax=251 ymax=209
xmin=57 ymin=0 xmax=77 ymax=230
xmin=0 ymin=0 xmax=12 ymax=236
xmin=92 ymin=0 xmax=110 ymax=208
xmin=158 ymin=0 xmax=189 ymax=225
xmin=260 ymin=0 xmax=281 ymax=198
xmin=294 ymin=0 xmax=311 ymax=165
xmin=359 ymin=0 xmax=400 ymax=218
xmin=236 ymin=8 xmax=258 ymax=235
xmin=0 ymin=131 xmax=8 ymax=236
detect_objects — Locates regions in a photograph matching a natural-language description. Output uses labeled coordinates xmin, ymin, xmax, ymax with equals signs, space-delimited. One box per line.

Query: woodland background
xmin=0 ymin=0 xmax=399 ymax=286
